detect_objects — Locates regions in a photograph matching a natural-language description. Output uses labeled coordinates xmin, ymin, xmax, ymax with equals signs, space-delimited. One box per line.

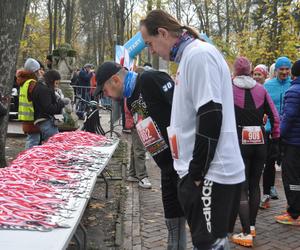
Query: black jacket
xmin=127 ymin=70 xmax=174 ymax=172
xmin=32 ymin=81 xmax=65 ymax=123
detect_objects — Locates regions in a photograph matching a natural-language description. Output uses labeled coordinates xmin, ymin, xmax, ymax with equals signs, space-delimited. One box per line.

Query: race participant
xmin=231 ymin=57 xmax=280 ymax=247
xmin=261 ymin=56 xmax=292 ymax=208
xmin=253 ymin=64 xmax=268 ymax=85
xmin=94 ymin=62 xmax=186 ymax=249
xmin=140 ymin=10 xmax=245 ymax=249
xmin=275 ymin=59 xmax=300 ymax=225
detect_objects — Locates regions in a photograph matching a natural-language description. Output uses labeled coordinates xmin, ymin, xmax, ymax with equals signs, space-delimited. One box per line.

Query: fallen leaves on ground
xmin=89 ymin=202 xmax=105 ymax=209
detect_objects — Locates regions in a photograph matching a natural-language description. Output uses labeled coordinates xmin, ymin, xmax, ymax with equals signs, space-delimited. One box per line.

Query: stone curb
xmin=121 ymin=135 xmax=142 ymax=250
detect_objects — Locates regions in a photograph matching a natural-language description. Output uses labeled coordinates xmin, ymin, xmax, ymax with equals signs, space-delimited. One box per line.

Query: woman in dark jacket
xmin=31 ymin=70 xmax=69 ymax=142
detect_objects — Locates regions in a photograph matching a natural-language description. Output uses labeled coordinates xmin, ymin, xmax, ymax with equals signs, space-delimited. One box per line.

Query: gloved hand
xmin=62 ymin=98 xmax=71 ymax=106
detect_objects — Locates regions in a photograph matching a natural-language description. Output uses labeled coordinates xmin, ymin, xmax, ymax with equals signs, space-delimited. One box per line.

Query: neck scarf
xmin=169 ymin=31 xmax=195 ymax=63
xmin=123 ymin=71 xmax=138 ymax=98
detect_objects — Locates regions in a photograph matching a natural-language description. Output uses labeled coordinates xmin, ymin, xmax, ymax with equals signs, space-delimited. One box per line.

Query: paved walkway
xmin=124 ymin=157 xmax=300 ymax=250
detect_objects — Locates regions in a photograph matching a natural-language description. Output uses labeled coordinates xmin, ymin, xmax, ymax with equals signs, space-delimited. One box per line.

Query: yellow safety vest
xmin=18 ymin=79 xmax=36 ymax=121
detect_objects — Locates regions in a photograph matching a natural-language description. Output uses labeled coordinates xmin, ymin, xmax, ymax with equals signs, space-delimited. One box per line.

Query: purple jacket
xmin=233 ymin=76 xmax=280 ymax=140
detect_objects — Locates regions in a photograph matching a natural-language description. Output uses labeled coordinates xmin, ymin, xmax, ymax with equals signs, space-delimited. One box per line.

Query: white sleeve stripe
xmin=195 ymin=132 xmax=218 ymax=141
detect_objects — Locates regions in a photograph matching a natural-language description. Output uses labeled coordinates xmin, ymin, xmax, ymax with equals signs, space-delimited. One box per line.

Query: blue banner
xmin=124 ymin=31 xmax=146 ymax=58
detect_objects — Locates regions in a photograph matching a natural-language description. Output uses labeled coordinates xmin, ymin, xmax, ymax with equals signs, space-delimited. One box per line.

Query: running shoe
xmin=127 ymin=176 xmax=139 ymax=182
xmin=232 ymin=233 xmax=253 ymax=247
xmin=139 ymin=177 xmax=152 ymax=189
xmin=275 ymin=213 xmax=300 ymax=226
xmin=270 ymin=186 xmax=279 ymax=199
xmin=259 ymin=194 xmax=270 ymax=209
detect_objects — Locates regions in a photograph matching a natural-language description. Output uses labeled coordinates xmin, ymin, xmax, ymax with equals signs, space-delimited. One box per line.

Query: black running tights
xmin=238 ymin=144 xmax=267 ymax=234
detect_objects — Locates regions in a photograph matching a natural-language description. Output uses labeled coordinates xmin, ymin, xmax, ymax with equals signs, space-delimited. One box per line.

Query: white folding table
xmin=0 ymin=140 xmax=119 ymax=250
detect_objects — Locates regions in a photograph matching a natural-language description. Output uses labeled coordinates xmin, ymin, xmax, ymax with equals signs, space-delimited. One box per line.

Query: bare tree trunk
xmin=192 ymin=0 xmax=206 ymax=33
xmin=216 ymin=0 xmax=222 ymax=37
xmin=103 ymin=0 xmax=113 ymax=53
xmin=47 ymin=0 xmax=53 ymax=53
xmin=0 ymin=0 xmax=28 ymax=167
xmin=243 ymin=0 xmax=252 ymax=31
xmin=70 ymin=0 xmax=75 ymax=45
xmin=126 ymin=0 xmax=135 ymax=40
xmin=86 ymin=27 xmax=92 ymax=61
xmin=65 ymin=0 xmax=71 ymax=43
xmin=100 ymin=12 xmax=106 ymax=63
xmin=92 ymin=18 xmax=97 ymax=64
xmin=21 ymin=9 xmax=31 ymax=63
xmin=126 ymin=9 xmax=130 ymax=41
xmin=230 ymin=0 xmax=252 ymax=33
xmin=58 ymin=0 xmax=62 ymax=46
xmin=204 ymin=0 xmax=209 ymax=35
xmin=97 ymin=13 xmax=103 ymax=65
xmin=118 ymin=0 xmax=126 ymax=44
xmin=268 ymin=0 xmax=279 ymax=60
xmin=230 ymin=0 xmax=242 ymax=32
xmin=130 ymin=2 xmax=133 ymax=38
xmin=225 ymin=0 xmax=230 ymax=43
xmin=53 ymin=0 xmax=58 ymax=49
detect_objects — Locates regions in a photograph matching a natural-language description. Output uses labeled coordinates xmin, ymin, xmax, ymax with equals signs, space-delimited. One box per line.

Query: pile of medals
xmin=0 ymin=131 xmax=117 ymax=231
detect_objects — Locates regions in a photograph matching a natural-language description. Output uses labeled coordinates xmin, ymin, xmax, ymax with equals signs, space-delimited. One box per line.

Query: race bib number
xmin=136 ymin=117 xmax=168 ymax=156
xmin=167 ymin=127 xmax=180 ymax=159
xmin=242 ymin=126 xmax=264 ymax=145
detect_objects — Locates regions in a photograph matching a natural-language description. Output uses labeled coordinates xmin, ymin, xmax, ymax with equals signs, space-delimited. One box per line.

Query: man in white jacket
xmin=140 ymin=10 xmax=245 ymax=250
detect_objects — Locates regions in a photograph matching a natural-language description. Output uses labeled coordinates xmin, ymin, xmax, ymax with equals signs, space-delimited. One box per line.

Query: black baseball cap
xmin=94 ymin=61 xmax=122 ymax=97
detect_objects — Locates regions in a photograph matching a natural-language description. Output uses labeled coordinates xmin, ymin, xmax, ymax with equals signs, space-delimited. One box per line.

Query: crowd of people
xmin=16 ymin=57 xmax=71 ymax=148
xmin=2 ymin=8 xmax=299 ymax=250
xmin=93 ymin=9 xmax=300 ymax=250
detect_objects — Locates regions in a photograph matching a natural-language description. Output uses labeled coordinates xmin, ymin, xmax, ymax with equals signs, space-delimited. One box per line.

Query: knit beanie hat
xmin=269 ymin=63 xmax=276 ymax=78
xmin=291 ymin=60 xmax=300 ymax=77
xmin=24 ymin=58 xmax=40 ymax=73
xmin=275 ymin=56 xmax=292 ymax=70
xmin=233 ymin=57 xmax=251 ymax=76
xmin=253 ymin=64 xmax=268 ymax=78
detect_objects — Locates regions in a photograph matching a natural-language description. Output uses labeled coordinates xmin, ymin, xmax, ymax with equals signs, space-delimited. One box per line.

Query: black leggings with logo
xmin=238 ymin=144 xmax=267 ymax=233
xmin=177 ymin=175 xmax=241 ymax=249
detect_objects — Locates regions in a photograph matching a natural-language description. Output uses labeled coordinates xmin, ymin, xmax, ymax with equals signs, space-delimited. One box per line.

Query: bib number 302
xmin=139 ymin=127 xmax=151 ymax=142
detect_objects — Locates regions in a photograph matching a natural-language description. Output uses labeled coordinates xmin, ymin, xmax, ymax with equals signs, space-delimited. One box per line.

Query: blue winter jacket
xmin=264 ymin=76 xmax=291 ymax=133
xmin=281 ymin=77 xmax=300 ymax=145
